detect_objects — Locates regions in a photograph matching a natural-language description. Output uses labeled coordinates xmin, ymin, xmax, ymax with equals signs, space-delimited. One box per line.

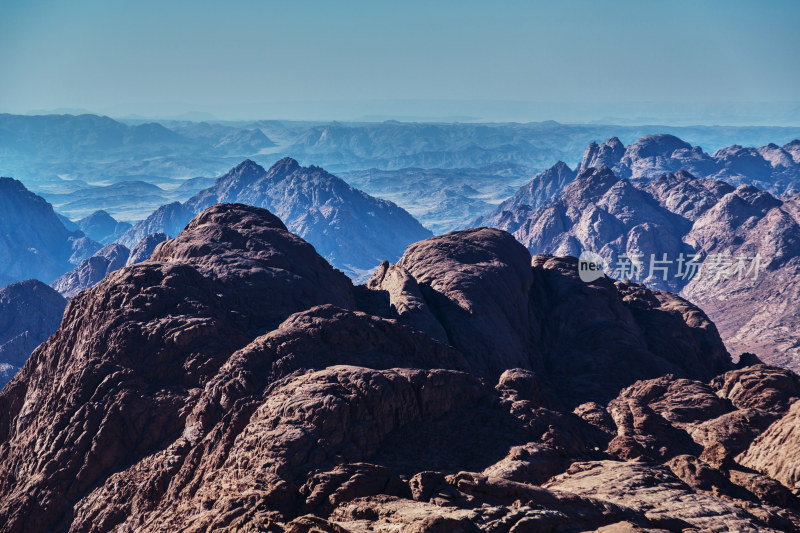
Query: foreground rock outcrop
xmin=0 ymin=203 xmax=797 ymax=532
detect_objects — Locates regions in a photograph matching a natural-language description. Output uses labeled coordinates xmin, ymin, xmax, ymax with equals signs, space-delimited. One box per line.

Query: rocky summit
xmin=2 ymin=203 xmax=799 ymax=531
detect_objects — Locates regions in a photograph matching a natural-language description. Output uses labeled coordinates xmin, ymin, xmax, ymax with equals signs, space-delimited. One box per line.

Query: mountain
xmin=125 ymin=232 xmax=167 ymax=266
xmin=52 ymin=243 xmax=131 ymax=298
xmin=0 ymin=280 xmax=66 ymax=389
xmin=0 ymin=177 xmax=101 ymax=286
xmin=119 ymin=158 xmax=433 ymax=279
xmin=509 ymin=167 xmax=699 ymax=292
xmin=481 ymin=148 xmax=800 ymax=369
xmin=1 ymin=203 xmax=798 ymax=531
xmin=471 ymin=160 xmax=577 ymax=234
xmin=76 ymin=210 xmax=132 ymax=244
xmin=574 ymin=134 xmax=800 ymax=196
xmin=279 ymin=120 xmax=800 ymax=173
xmin=681 ymin=191 xmax=800 ymax=370
xmin=52 ymin=233 xmax=169 ymax=298
xmin=340 ymin=163 xmax=533 ymax=234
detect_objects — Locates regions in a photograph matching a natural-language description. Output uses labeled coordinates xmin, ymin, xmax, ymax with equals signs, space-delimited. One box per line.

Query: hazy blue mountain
xmin=51 ymin=232 xmax=169 ymax=299
xmin=278 ymin=120 xmax=800 ymax=173
xmin=166 ymin=121 xmax=275 ymax=150
xmin=0 ymin=279 xmax=67 ymax=389
xmin=340 ymin=163 xmax=532 ymax=233
xmin=125 ymin=233 xmax=168 ymax=266
xmin=116 ymin=202 xmax=195 ymax=248
xmin=4 ymin=114 xmax=800 ymax=196
xmin=119 ymin=158 xmax=432 ymax=279
xmin=472 ymin=161 xmax=577 ymax=234
xmin=172 ymin=176 xmax=217 ymax=196
xmin=76 ymin=210 xmax=132 ymax=244
xmin=52 ymin=243 xmax=130 ymax=299
xmin=56 ymin=213 xmax=79 ymax=231
xmin=39 ymin=181 xmax=176 ymax=221
xmin=0 ymin=177 xmax=101 ymax=285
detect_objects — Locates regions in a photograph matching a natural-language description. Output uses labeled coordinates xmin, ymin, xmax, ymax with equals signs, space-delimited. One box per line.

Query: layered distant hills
xmin=2 ymin=203 xmax=800 ymax=530
xmin=4 ymin=113 xmax=800 ymax=225
xmin=477 ymin=134 xmax=800 ymax=371
xmin=119 ymin=158 xmax=432 ymax=279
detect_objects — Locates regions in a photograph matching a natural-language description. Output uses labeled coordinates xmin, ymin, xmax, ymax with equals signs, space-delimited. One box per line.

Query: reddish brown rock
xmin=738 ymin=400 xmax=800 ymax=492
xmin=0 ymin=203 xmax=794 ymax=532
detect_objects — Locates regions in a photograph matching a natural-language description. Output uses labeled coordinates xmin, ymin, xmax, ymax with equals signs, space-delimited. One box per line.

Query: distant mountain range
xmin=578 ymin=134 xmax=800 ymax=195
xmin=4 ymin=113 xmax=800 ymax=222
xmin=477 ymin=134 xmax=800 ymax=370
xmin=118 ymin=158 xmax=432 ymax=279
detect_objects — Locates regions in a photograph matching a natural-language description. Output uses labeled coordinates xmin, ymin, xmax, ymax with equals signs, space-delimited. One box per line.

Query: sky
xmin=1 ymin=0 xmax=799 ymax=123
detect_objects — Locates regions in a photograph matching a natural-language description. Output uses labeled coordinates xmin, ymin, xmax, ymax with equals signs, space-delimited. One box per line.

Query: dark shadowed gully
xmin=1 ymin=203 xmax=799 ymax=531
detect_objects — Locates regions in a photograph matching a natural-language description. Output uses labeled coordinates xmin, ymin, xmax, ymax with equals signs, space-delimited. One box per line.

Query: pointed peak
xmin=268 ymin=157 xmax=301 ymax=174
xmin=231 ymin=159 xmax=265 ymax=172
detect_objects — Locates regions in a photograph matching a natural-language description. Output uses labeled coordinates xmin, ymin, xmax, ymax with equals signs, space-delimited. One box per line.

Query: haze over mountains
xmin=4 ymin=113 xmax=800 ymax=224
xmin=0 ymin=280 xmax=66 ymax=389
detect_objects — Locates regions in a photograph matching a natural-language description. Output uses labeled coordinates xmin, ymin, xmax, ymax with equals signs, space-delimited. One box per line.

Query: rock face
xmin=0 ymin=280 xmax=66 ymax=390
xmin=76 ymin=210 xmax=132 ymax=244
xmin=511 ymin=167 xmax=693 ymax=292
xmin=119 ymin=158 xmax=432 ymax=279
xmin=4 ymin=203 xmax=795 ymax=532
xmin=0 ymin=177 xmax=101 ymax=286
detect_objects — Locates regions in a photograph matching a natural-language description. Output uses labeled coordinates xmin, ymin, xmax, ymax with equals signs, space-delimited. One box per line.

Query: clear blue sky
xmin=1 ymin=0 xmax=798 ymax=121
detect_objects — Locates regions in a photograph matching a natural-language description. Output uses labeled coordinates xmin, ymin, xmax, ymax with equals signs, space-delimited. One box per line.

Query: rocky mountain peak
xmin=562 ymin=166 xmax=620 ymax=207
xmin=267 ymin=156 xmax=302 ymax=175
xmin=626 ymin=134 xmax=693 ymax=158
xmin=120 ymin=159 xmax=431 ymax=279
xmin=577 ymin=137 xmax=625 ymax=173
